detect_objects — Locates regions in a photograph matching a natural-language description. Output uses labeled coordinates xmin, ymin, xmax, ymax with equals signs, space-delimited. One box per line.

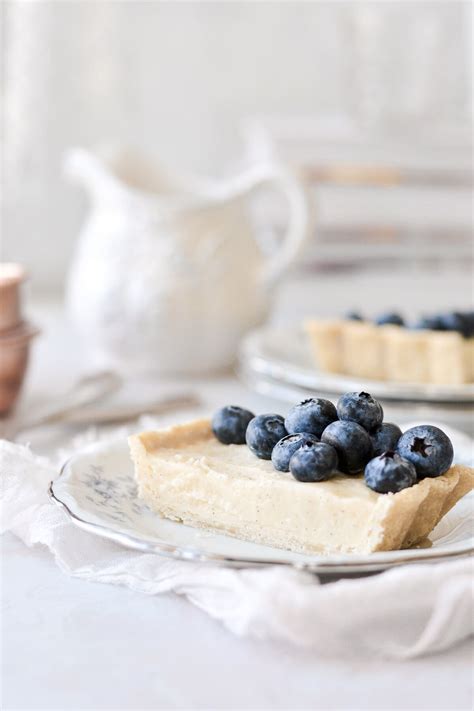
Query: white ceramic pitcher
xmin=65 ymin=147 xmax=311 ymax=374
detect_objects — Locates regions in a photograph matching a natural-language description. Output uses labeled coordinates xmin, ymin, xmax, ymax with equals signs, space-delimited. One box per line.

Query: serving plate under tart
xmin=50 ymin=439 xmax=473 ymax=575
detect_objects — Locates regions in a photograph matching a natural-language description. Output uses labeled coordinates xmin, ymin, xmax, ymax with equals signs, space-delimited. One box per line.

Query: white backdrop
xmin=2 ymin=0 xmax=472 ymax=292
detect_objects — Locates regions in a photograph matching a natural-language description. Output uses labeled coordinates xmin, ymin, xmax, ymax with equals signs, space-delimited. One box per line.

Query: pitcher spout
xmin=64 ymin=145 xmax=189 ymax=202
xmin=63 ymin=146 xmax=119 ymax=198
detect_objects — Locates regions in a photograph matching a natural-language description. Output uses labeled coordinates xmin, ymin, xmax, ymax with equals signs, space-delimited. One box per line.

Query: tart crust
xmin=129 ymin=419 xmax=473 ymax=555
xmin=305 ymin=319 xmax=474 ymax=385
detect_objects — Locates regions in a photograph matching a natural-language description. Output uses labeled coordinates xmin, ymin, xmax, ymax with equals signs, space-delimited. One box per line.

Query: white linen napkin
xmin=1 ymin=424 xmax=473 ymax=659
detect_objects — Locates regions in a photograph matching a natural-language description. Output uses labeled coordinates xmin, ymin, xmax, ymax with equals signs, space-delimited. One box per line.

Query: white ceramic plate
xmin=238 ymin=326 xmax=474 ymax=405
xmin=50 ymin=439 xmax=473 ymax=574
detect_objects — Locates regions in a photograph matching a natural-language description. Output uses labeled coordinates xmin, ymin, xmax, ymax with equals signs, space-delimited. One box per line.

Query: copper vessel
xmin=0 ymin=263 xmax=38 ymax=415
xmin=0 ymin=262 xmax=27 ymax=331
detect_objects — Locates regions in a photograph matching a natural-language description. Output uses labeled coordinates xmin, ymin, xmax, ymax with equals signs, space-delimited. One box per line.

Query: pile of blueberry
xmin=211 ymin=393 xmax=454 ymax=494
xmin=346 ymin=310 xmax=474 ymax=338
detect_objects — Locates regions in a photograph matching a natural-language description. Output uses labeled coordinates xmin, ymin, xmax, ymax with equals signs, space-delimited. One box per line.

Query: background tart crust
xmin=305 ymin=319 xmax=474 ymax=385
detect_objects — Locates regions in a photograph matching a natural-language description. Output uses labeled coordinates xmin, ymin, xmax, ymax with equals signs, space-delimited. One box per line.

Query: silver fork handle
xmin=0 ymin=371 xmax=122 ymax=440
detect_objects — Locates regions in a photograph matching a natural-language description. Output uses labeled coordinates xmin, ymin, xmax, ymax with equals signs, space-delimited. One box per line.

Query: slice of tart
xmin=428 ymin=331 xmax=471 ymax=385
xmin=129 ymin=418 xmax=473 ymax=555
xmin=382 ymin=327 xmax=432 ymax=384
xmin=341 ymin=321 xmax=386 ymax=380
xmin=305 ymin=319 xmax=345 ymax=374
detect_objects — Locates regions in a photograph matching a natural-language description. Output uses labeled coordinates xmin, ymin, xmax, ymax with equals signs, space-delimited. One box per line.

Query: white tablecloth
xmin=3 ymin=273 xmax=474 ymax=710
xmin=3 ymin=531 xmax=473 ymax=711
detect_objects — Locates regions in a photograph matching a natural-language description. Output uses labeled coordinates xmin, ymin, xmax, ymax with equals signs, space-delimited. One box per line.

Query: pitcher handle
xmin=233 ymin=163 xmax=312 ymax=287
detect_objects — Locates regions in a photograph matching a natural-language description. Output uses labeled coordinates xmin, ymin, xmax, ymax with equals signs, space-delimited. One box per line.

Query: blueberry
xmin=464 ymin=311 xmax=474 ymax=337
xmin=370 ymin=422 xmax=403 ymax=457
xmin=439 ymin=312 xmax=473 ymax=338
xmin=375 ymin=312 xmax=405 ymax=327
xmin=212 ymin=406 xmax=255 ymax=445
xmin=289 ymin=441 xmax=338 ymax=482
xmin=396 ymin=425 xmax=454 ymax=478
xmin=412 ymin=315 xmax=447 ymax=331
xmin=336 ymin=391 xmax=383 ymax=432
xmin=321 ymin=420 xmax=372 ymax=474
xmin=245 ymin=414 xmax=287 ymax=460
xmin=285 ymin=398 xmax=338 ymax=438
xmin=412 ymin=312 xmax=474 ymax=335
xmin=271 ymin=433 xmax=319 ymax=472
xmin=364 ymin=451 xmax=417 ymax=494
xmin=345 ymin=311 xmax=364 ymax=321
